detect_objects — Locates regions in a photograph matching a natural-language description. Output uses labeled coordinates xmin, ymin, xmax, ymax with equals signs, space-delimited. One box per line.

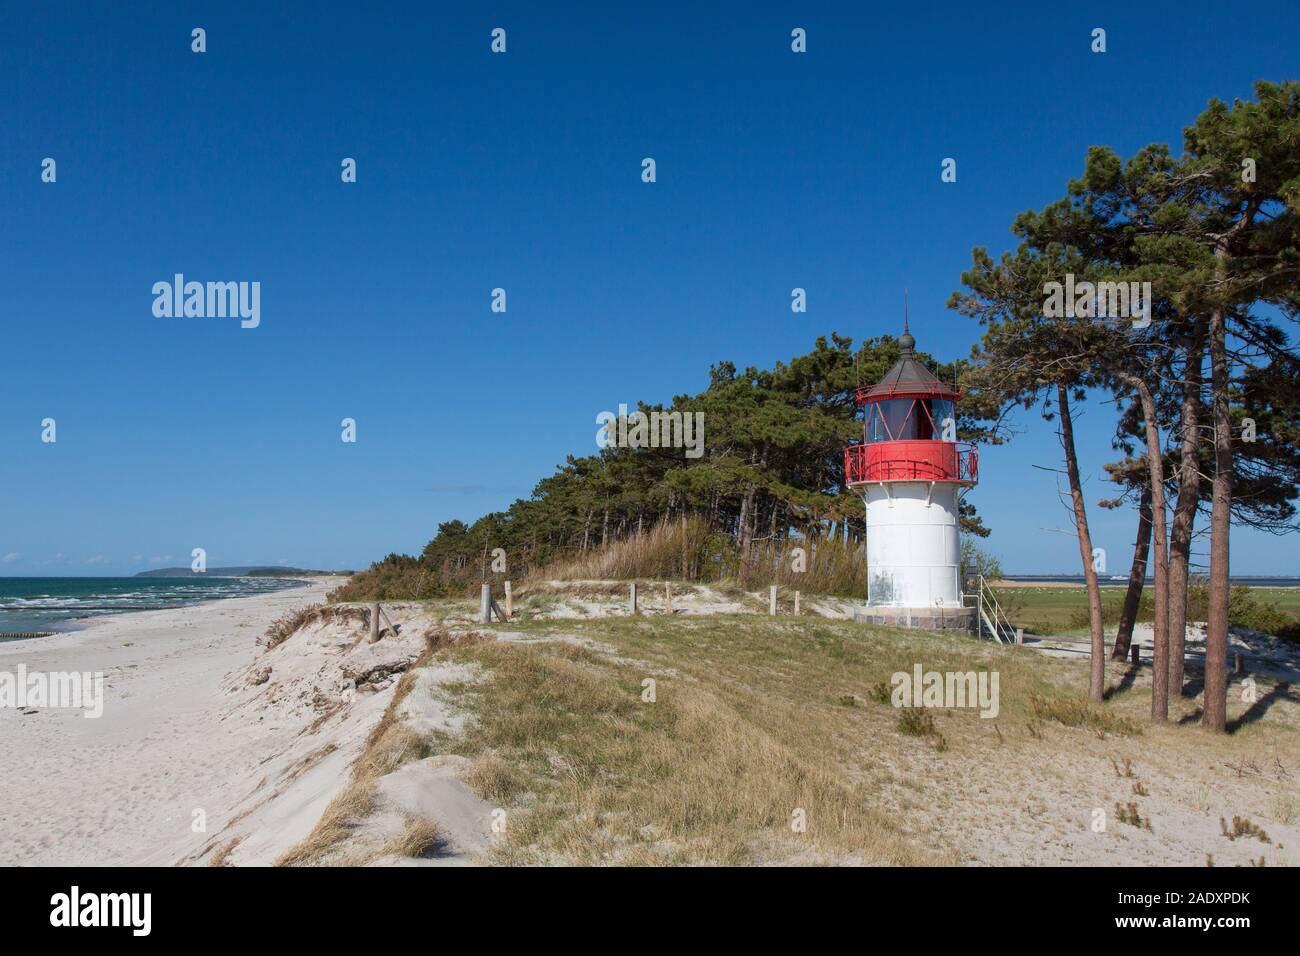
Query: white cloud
xmin=86 ymin=555 xmax=106 ymax=565
xmin=1 ymin=552 xmax=20 ymax=563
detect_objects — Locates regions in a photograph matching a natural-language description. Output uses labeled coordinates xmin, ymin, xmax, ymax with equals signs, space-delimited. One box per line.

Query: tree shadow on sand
xmin=1171 ymin=679 xmax=1297 ymax=733
xmin=1104 ymin=661 xmax=1141 ymax=700
xmin=1227 ymin=681 xmax=1297 ymax=734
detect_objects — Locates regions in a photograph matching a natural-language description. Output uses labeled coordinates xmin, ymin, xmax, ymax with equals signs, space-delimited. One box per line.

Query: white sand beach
xmin=0 ymin=578 xmax=491 ymax=867
xmin=0 ymin=580 xmax=324 ymax=864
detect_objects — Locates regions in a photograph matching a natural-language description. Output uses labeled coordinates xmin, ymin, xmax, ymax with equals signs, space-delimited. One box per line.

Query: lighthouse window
xmin=868 ymin=398 xmax=956 ymax=442
xmin=870 ymin=399 xmax=916 ymax=441
xmin=929 ymin=399 xmax=955 ymax=439
xmin=915 ymin=403 xmax=934 ymax=440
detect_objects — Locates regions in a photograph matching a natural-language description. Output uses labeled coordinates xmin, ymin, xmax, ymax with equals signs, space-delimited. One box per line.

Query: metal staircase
xmin=966 ymin=575 xmax=1019 ymax=644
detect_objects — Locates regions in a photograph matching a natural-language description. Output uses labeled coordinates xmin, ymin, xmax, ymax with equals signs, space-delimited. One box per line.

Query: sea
xmin=0 ymin=576 xmax=309 ymax=638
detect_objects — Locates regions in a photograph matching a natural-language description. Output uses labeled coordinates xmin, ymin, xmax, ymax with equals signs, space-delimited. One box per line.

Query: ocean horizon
xmin=0 ymin=576 xmax=310 ymax=637
xmin=1000 ymin=574 xmax=1300 ymax=587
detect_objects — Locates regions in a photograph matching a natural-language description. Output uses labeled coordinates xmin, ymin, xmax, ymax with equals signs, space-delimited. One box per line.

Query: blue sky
xmin=2 ymin=1 xmax=1296 ymax=576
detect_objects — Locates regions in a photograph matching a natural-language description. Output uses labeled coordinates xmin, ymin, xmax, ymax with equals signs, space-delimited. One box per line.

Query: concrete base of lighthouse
xmin=853 ymin=605 xmax=975 ymax=633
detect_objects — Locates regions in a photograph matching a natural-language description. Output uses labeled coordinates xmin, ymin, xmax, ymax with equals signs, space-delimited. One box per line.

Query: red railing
xmin=844 ymin=441 xmax=978 ymax=485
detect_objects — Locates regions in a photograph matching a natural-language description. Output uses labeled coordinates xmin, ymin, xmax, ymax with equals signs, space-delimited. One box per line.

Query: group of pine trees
xmin=952 ymin=81 xmax=1300 ymax=730
xmin=340 ymin=82 xmax=1299 ymax=734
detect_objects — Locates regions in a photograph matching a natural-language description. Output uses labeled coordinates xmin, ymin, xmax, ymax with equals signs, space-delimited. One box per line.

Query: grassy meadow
xmin=991 ymin=582 xmax=1300 ymax=637
xmin=404 ymin=607 xmax=1299 ymax=866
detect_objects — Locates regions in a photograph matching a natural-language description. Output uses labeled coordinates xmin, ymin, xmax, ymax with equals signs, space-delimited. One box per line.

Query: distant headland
xmin=134 ymin=566 xmax=351 ymax=578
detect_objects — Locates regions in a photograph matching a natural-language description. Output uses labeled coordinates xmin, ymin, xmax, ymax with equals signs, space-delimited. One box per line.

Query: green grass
xmin=995 ymin=584 xmax=1300 ymax=637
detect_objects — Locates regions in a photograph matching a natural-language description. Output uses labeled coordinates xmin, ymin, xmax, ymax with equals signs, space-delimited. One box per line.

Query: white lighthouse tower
xmin=844 ymin=323 xmax=978 ymax=631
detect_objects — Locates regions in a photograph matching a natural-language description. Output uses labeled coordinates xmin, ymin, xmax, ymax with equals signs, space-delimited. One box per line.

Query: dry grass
xmin=274 ymin=779 xmax=377 ymax=866
xmin=1271 ymin=792 xmax=1300 ymax=826
xmin=262 ymin=603 xmax=369 ymax=650
xmin=896 ymin=708 xmax=948 ymax=750
xmin=382 ymin=816 xmax=442 ymax=859
xmin=438 ymin=632 xmax=952 ymax=865
xmin=526 ymin=517 xmax=714 ymax=584
xmin=1220 ymin=815 xmax=1271 ymax=843
xmin=1029 ymin=693 xmax=1144 ymax=737
xmin=354 ymin=722 xmax=429 ymax=782
xmin=413 ymin=610 xmax=1299 ymax=866
xmin=464 ymin=753 xmax=534 ymax=804
xmin=208 ymin=835 xmax=244 ymax=866
xmin=525 ymin=516 xmax=866 ymax=596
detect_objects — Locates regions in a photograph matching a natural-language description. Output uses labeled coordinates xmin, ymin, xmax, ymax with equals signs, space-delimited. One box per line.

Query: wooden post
xmin=480 ymin=583 xmax=491 ymax=623
xmin=504 ymin=580 xmax=513 ymax=620
xmin=1130 ymin=643 xmax=1140 ymax=665
xmin=369 ymin=603 xmax=380 ymax=644
xmin=665 ymin=583 xmax=673 ymax=614
xmin=1015 ymin=627 xmax=1024 ymax=645
xmin=769 ymin=585 xmax=777 ymax=616
xmin=794 ymin=590 xmax=800 ymax=615
xmin=629 ymin=582 xmax=638 ymax=615
xmin=1234 ymin=652 xmax=1245 ymax=675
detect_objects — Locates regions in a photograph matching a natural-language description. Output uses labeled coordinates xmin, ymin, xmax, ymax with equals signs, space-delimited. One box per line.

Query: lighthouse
xmin=844 ymin=323 xmax=978 ymax=631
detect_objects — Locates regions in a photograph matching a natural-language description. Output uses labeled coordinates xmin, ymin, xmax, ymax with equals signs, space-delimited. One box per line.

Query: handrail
xmin=967 ymin=574 xmax=1017 ymax=644
xmin=844 ymin=441 xmax=978 ymax=485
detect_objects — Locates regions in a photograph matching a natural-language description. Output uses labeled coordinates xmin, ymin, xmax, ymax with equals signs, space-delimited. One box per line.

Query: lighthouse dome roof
xmin=860 ymin=331 xmax=962 ymax=400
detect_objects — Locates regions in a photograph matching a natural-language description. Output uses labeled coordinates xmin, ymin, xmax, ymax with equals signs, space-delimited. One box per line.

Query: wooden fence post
xmin=480 ymin=583 xmax=491 ymax=624
xmin=369 ymin=603 xmax=381 ymax=644
xmin=794 ymin=590 xmax=800 ymax=615
xmin=1130 ymin=643 xmax=1140 ymax=665
xmin=629 ymin=582 xmax=638 ymax=615
xmin=769 ymin=585 xmax=777 ymax=616
xmin=665 ymin=582 xmax=673 ymax=614
xmin=504 ymin=580 xmax=513 ymax=620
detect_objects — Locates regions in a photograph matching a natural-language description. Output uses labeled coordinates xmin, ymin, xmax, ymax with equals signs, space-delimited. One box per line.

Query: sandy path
xmin=0 ymin=578 xmax=331 ymax=866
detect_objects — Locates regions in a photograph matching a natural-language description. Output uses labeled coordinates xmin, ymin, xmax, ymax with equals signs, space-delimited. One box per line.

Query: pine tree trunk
xmin=1112 ymin=483 xmax=1152 ymax=661
xmin=1128 ymin=377 xmax=1169 ymax=721
xmin=738 ymin=447 xmax=767 ymax=561
xmin=1167 ymin=321 xmax=1205 ymax=695
xmin=1204 ymin=303 xmax=1232 ymax=732
xmin=770 ymin=501 xmax=782 ymax=566
xmin=737 ymin=484 xmax=756 ymax=556
xmin=1058 ymin=385 xmax=1107 ymax=700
